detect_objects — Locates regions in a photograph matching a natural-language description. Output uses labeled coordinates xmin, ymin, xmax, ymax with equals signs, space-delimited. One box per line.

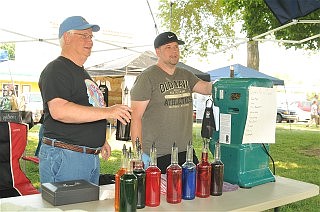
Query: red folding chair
xmin=0 ymin=122 xmax=39 ymax=198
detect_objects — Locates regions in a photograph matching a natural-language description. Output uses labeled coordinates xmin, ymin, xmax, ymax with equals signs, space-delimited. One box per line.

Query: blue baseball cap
xmin=58 ymin=16 xmax=100 ymax=38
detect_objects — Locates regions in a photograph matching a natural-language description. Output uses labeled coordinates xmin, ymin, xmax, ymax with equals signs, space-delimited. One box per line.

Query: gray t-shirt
xmin=130 ymin=65 xmax=200 ymax=157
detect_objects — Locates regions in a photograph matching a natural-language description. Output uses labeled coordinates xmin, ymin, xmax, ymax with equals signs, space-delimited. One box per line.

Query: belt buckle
xmin=94 ymin=149 xmax=99 ymax=154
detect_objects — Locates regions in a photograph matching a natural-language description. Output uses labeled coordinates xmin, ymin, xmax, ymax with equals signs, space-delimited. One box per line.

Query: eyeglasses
xmin=71 ymin=32 xmax=94 ymax=40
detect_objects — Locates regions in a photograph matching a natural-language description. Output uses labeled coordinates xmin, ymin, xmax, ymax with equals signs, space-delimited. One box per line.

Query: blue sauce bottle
xmin=182 ymin=140 xmax=196 ymax=200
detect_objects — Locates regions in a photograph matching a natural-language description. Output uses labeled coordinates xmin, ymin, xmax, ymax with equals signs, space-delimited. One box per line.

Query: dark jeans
xmin=157 ymin=150 xmax=199 ymax=174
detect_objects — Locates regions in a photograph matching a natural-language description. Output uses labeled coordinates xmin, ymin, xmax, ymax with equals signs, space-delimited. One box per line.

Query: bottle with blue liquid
xmin=182 ymin=140 xmax=196 ymax=200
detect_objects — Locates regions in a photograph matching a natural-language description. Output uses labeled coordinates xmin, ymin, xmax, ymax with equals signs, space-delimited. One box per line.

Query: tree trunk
xmin=247 ymin=40 xmax=259 ymax=71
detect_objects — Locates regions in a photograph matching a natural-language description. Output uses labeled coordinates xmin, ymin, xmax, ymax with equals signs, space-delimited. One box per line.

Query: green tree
xmin=158 ymin=0 xmax=320 ymax=70
xmin=0 ymin=43 xmax=15 ymax=60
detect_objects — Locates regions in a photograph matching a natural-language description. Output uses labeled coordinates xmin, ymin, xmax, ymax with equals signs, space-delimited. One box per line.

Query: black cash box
xmin=41 ymin=180 xmax=99 ymax=206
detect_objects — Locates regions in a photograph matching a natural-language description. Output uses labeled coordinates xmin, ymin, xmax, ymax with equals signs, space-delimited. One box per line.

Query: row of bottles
xmin=166 ymin=140 xmax=224 ymax=204
xmin=115 ymin=139 xmax=224 ymax=210
xmin=116 ymin=139 xmax=161 ymax=211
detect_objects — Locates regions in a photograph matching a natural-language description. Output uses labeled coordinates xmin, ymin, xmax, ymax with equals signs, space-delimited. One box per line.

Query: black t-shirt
xmin=39 ymin=56 xmax=107 ymax=148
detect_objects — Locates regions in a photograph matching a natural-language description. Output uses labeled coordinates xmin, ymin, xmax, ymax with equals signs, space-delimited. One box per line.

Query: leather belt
xmin=42 ymin=137 xmax=101 ymax=155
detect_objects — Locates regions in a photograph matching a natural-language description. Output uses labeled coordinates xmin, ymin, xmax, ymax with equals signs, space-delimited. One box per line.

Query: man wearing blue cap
xmin=130 ymin=32 xmax=213 ymax=172
xmin=38 ymin=16 xmax=132 ymax=185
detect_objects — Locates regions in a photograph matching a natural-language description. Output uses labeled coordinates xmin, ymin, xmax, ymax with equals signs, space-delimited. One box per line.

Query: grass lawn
xmin=23 ymin=122 xmax=319 ymax=211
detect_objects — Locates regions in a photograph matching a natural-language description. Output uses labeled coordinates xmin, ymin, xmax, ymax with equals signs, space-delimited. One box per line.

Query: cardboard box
xmin=41 ymin=180 xmax=99 ymax=206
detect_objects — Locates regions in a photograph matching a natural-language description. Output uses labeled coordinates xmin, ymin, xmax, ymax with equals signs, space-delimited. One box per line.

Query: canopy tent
xmin=86 ymin=51 xmax=211 ymax=82
xmin=207 ymin=64 xmax=284 ymax=86
xmin=264 ymin=0 xmax=320 ymax=25
xmin=0 ymin=0 xmax=318 ymax=85
xmin=0 ymin=60 xmax=41 ymax=81
xmin=0 ymin=0 xmax=160 ymax=76
xmin=211 ymin=1 xmax=320 ymax=55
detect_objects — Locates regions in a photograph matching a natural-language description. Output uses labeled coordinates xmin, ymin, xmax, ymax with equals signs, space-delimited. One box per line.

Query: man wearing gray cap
xmin=38 ymin=16 xmax=131 ymax=185
xmin=130 ymin=31 xmax=213 ymax=173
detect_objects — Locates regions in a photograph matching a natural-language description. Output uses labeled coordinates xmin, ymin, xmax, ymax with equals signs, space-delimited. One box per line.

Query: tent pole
xmin=6 ymin=61 xmax=18 ymax=109
xmin=146 ymin=0 xmax=159 ymax=35
xmin=170 ymin=1 xmax=174 ymax=31
xmin=283 ymin=84 xmax=292 ymax=131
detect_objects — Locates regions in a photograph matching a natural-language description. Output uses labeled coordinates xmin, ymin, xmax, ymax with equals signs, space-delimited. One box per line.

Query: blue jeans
xmin=39 ymin=141 xmax=100 ymax=186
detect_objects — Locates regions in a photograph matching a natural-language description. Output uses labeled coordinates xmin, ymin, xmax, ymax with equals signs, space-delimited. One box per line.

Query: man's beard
xmin=169 ymin=57 xmax=179 ymax=66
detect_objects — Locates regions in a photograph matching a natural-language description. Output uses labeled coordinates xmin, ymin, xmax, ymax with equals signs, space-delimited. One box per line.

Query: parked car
xmin=276 ymin=107 xmax=298 ymax=123
xmin=290 ymin=105 xmax=310 ymax=122
xmin=290 ymin=100 xmax=311 ymax=112
xmin=19 ymin=92 xmax=43 ymax=123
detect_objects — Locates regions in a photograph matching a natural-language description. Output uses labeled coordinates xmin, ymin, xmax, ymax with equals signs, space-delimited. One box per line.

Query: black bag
xmin=99 ymin=174 xmax=115 ymax=185
xmin=201 ymin=99 xmax=216 ymax=139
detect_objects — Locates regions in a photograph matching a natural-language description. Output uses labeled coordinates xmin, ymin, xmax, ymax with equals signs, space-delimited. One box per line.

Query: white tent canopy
xmin=0 ymin=0 xmax=159 ymax=78
xmin=1 ymin=0 xmax=319 ymax=81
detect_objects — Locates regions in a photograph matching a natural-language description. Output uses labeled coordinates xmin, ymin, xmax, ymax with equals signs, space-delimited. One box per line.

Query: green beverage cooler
xmin=209 ymin=78 xmax=276 ymax=188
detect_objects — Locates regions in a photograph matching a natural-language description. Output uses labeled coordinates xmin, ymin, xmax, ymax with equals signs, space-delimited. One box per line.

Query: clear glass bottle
xmin=145 ymin=142 xmax=161 ymax=207
xmin=210 ymin=141 xmax=224 ymax=196
xmin=182 ymin=140 xmax=196 ymax=200
xmin=133 ymin=139 xmax=146 ymax=209
xmin=120 ymin=151 xmax=137 ymax=212
xmin=196 ymin=139 xmax=211 ymax=198
xmin=115 ymin=144 xmax=127 ymax=211
xmin=166 ymin=142 xmax=182 ymax=204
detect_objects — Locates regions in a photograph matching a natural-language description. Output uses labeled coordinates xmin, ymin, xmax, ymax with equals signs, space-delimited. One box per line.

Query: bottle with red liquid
xmin=133 ymin=140 xmax=146 ymax=209
xmin=196 ymin=139 xmax=211 ymax=198
xmin=145 ymin=142 xmax=161 ymax=207
xmin=182 ymin=140 xmax=196 ymax=200
xmin=120 ymin=151 xmax=137 ymax=212
xmin=166 ymin=142 xmax=182 ymax=204
xmin=210 ymin=140 xmax=224 ymax=196
xmin=115 ymin=144 xmax=127 ymax=211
